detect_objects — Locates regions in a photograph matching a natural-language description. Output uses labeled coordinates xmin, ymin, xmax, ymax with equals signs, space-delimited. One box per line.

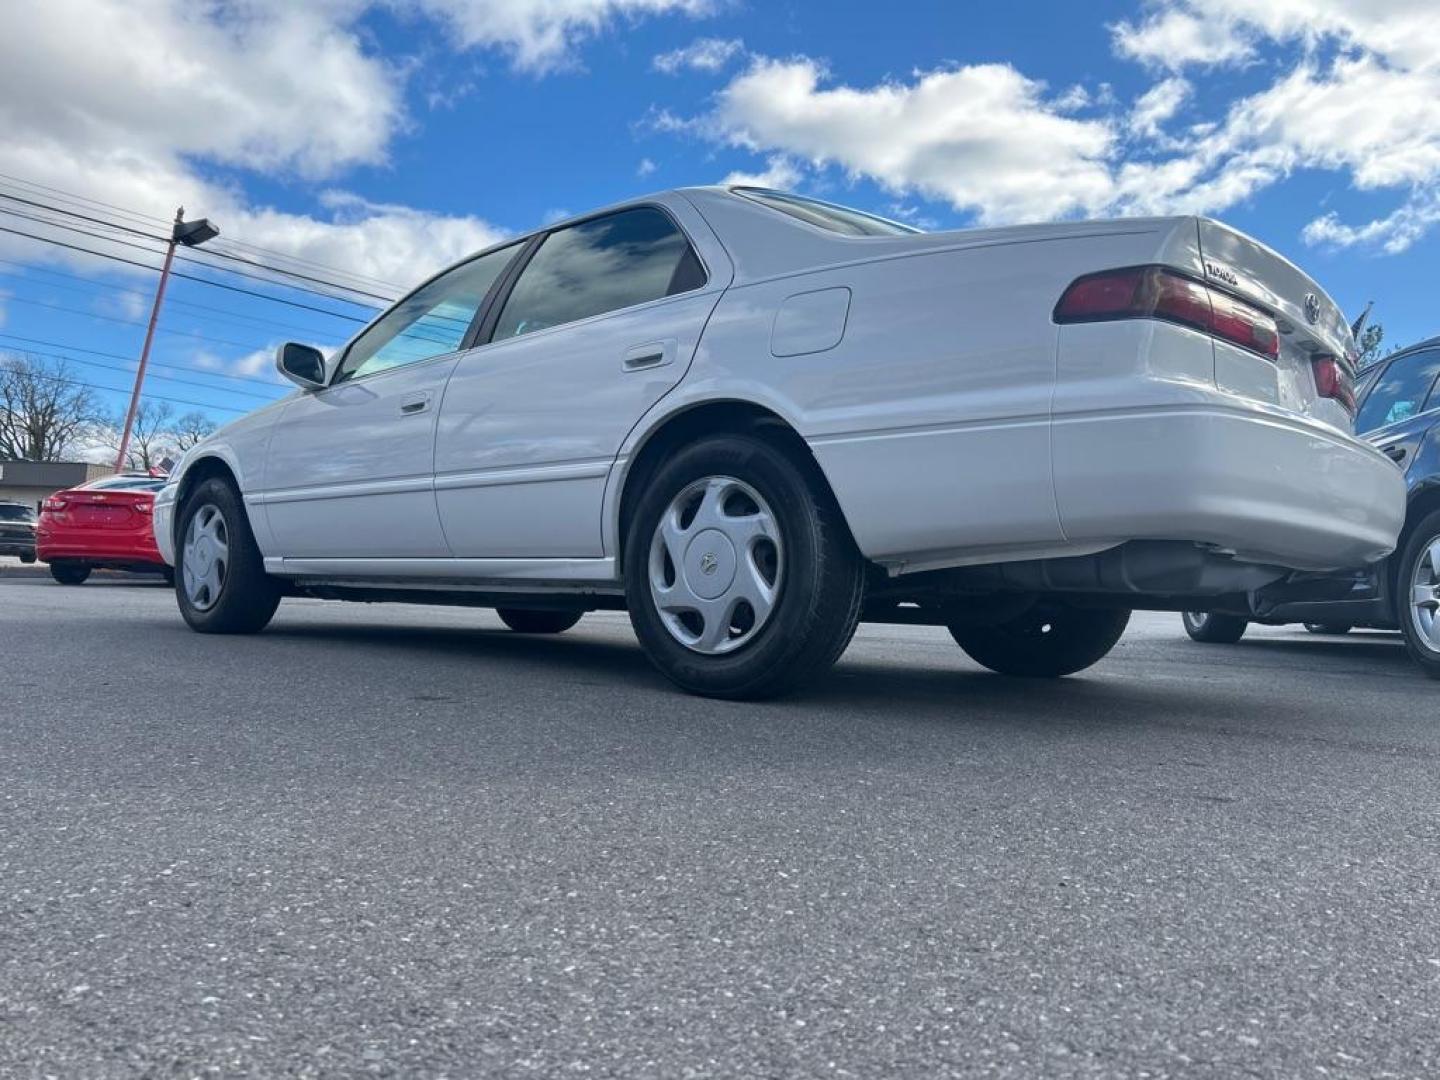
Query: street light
xmin=112 ymin=206 xmax=220 ymax=473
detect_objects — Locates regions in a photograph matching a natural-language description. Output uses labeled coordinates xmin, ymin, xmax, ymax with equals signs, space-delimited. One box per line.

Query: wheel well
xmin=616 ymin=401 xmax=852 ymax=561
xmin=1387 ymin=485 xmax=1440 ymax=608
xmin=173 ymin=457 xmax=239 ymax=542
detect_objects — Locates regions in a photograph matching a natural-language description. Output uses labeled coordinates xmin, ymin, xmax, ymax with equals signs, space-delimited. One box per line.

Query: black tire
xmin=49 ymin=560 xmax=90 ymax=585
xmin=624 ymin=433 xmax=865 ymax=700
xmin=496 ymin=608 xmax=583 ymax=634
xmin=19 ymin=552 xmax=36 ymax=564
xmin=174 ymin=476 xmax=281 ymax=634
xmin=1182 ymin=610 xmax=1248 ymax=644
xmin=950 ymin=604 xmax=1130 ymax=677
xmin=1303 ymin=622 xmax=1353 ymax=635
xmin=1395 ymin=508 xmax=1440 ymax=679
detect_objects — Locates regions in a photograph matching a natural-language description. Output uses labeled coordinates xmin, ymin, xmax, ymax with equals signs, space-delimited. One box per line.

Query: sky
xmin=0 ymin=0 xmax=1438 ymax=433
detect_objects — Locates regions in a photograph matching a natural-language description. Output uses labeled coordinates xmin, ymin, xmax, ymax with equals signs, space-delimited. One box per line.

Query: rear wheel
xmin=496 ymin=608 xmax=583 ymax=634
xmin=175 ymin=477 xmax=281 ymax=634
xmin=1182 ymin=611 xmax=1248 ymax=644
xmin=1304 ymin=622 xmax=1353 ymax=635
xmin=624 ymin=433 xmax=864 ymax=700
xmin=49 ymin=560 xmax=90 ymax=585
xmin=19 ymin=552 xmax=36 ymax=564
xmin=949 ymin=604 xmax=1130 ymax=677
xmin=1397 ymin=508 xmax=1440 ymax=679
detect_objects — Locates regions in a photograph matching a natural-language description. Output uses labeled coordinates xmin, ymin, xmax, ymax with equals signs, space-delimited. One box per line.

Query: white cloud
xmin=1112 ymin=9 xmax=1253 ymax=71
xmin=408 ymin=0 xmax=714 ymax=72
xmin=1304 ymin=194 xmax=1440 ymax=255
xmin=653 ymin=36 xmax=745 ymax=74
xmin=637 ymin=157 xmax=658 ymax=177
xmin=706 ymin=58 xmax=1116 ymax=224
xmin=721 ymin=155 xmax=802 ymax=190
xmin=0 ymin=0 xmax=505 ymax=291
xmin=1128 ymin=77 xmax=1191 ymax=141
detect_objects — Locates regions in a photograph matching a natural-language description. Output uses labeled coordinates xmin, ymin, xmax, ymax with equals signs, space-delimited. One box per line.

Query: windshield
xmin=731 ymin=188 xmax=920 ymax=237
xmin=0 ymin=504 xmax=35 ymax=522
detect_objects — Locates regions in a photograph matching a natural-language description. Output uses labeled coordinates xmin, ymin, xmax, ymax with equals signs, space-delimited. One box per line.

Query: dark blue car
xmin=1184 ymin=335 xmax=1440 ymax=677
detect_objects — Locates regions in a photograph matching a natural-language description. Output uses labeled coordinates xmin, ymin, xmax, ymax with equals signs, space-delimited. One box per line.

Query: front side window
xmin=492 ymin=208 xmax=705 ymax=341
xmin=1356 ymin=349 xmax=1440 ymax=433
xmin=336 ymin=242 xmax=521 ymax=384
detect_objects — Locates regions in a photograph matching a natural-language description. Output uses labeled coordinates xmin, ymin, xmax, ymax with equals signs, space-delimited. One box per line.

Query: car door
xmin=1356 ymin=347 xmax=1440 ymax=475
xmin=433 ymin=202 xmax=728 ymax=558
xmin=262 ymin=242 xmax=522 ymax=559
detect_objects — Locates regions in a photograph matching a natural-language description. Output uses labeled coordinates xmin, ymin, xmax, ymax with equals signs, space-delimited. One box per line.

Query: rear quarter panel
xmin=667 ymin=218 xmax=1203 ymax=569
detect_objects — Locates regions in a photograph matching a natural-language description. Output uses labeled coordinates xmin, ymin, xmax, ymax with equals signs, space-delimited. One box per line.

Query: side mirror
xmin=277 ymin=342 xmax=327 ymax=390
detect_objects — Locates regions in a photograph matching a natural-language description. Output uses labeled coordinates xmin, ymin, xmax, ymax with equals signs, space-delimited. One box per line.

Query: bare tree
xmin=99 ymin=399 xmax=176 ymax=472
xmin=0 ymin=353 xmax=100 ymax=461
xmin=170 ymin=410 xmax=216 ymax=451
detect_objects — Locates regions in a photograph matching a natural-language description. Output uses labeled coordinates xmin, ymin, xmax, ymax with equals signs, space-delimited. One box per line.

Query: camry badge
xmin=1304 ymin=293 xmax=1321 ymax=325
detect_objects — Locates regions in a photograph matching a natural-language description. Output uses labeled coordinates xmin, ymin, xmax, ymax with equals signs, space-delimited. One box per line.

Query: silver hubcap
xmin=182 ymin=503 xmax=229 ymax=611
xmin=1411 ymin=535 xmax=1440 ymax=653
xmin=648 ymin=476 xmax=783 ymax=655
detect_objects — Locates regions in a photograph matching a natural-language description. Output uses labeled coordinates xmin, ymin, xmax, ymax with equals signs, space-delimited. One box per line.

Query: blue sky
xmin=0 ymin=0 xmax=1436 ymax=435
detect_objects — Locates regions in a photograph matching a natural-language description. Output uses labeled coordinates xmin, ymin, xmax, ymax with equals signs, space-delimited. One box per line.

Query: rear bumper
xmin=1053 ymin=404 xmax=1406 ymax=572
xmin=37 ymin=526 xmax=164 ymax=566
xmin=0 ymin=538 xmax=35 ymax=556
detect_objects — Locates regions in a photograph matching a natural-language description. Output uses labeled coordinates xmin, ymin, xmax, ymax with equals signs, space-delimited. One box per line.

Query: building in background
xmin=0 ymin=461 xmax=114 ymax=512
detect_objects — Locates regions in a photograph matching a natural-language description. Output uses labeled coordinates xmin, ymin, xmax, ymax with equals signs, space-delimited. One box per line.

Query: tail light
xmin=42 ymin=496 xmax=67 ymax=512
xmin=1311 ymin=354 xmax=1356 ymax=413
xmin=1055 ymin=265 xmax=1280 ymax=361
xmin=134 ymin=501 xmax=153 ymax=514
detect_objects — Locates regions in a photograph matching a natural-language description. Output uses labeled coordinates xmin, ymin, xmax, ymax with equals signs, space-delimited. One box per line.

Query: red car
xmin=37 ymin=475 xmax=171 ymax=585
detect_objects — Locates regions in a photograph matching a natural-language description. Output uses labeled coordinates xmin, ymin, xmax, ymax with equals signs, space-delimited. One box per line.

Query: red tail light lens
xmin=42 ymin=496 xmax=67 ymax=512
xmin=1055 ymin=265 xmax=1280 ymax=361
xmin=1311 ymin=354 xmax=1356 ymax=413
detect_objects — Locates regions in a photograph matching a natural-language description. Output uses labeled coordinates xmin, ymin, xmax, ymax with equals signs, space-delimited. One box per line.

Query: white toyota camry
xmin=154 ymin=186 xmax=1405 ymax=698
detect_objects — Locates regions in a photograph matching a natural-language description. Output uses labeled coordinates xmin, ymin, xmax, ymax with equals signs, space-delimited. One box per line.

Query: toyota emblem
xmin=700 ymin=552 xmax=719 ymax=575
xmin=1303 ymin=293 xmax=1321 ymax=325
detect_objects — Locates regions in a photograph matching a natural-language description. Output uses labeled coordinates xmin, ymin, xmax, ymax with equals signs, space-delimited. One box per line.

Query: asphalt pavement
xmin=2 ymin=563 xmax=1437 ymax=1078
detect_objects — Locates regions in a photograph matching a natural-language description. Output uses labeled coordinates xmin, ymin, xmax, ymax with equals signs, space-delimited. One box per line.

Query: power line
xmin=6 ymin=364 xmax=250 ymax=415
xmin=0 ymin=193 xmax=401 ymax=307
xmin=0 ymin=262 xmax=342 ymax=340
xmin=0 ymin=222 xmax=372 ymax=323
xmin=9 ymin=347 xmax=281 ymax=402
xmin=0 ymin=171 xmax=409 ymax=293
xmin=0 ymin=333 xmax=285 ymax=388
xmin=1 ymin=294 xmax=268 ymax=351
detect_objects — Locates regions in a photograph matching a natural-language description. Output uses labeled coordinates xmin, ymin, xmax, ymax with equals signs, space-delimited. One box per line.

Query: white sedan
xmin=154 ymin=187 xmax=1405 ymax=698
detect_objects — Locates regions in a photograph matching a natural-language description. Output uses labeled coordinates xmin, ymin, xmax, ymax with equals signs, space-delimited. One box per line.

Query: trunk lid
xmin=1195 ymin=218 xmax=1355 ymax=429
xmin=57 ymin=489 xmax=154 ymax=530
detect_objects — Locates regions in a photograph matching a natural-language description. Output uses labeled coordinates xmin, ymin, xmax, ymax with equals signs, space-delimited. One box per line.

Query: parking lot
xmin=3 ymin=564 xmax=1438 ymax=1078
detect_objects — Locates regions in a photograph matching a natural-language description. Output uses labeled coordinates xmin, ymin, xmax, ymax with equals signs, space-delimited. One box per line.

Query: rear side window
xmin=492 ymin=208 xmax=705 ymax=340
xmin=0 ymin=504 xmax=34 ymax=521
xmin=1356 ymin=349 xmax=1440 ymax=433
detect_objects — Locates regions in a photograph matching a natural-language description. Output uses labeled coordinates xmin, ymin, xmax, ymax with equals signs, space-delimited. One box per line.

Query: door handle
xmin=623 ymin=340 xmax=675 ymax=372
xmin=399 ymin=393 xmax=431 ymax=416
xmin=1383 ymin=445 xmax=1407 ymax=464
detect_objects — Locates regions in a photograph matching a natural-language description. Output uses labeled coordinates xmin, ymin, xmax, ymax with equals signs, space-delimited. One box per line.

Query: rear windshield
xmin=0 ymin=504 xmax=35 ymax=522
xmin=731 ymin=188 xmax=920 ymax=237
xmin=81 ymin=476 xmax=167 ymax=492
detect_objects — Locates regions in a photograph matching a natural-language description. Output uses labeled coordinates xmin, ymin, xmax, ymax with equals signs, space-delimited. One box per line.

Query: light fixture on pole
xmin=113 ymin=207 xmax=219 ymax=472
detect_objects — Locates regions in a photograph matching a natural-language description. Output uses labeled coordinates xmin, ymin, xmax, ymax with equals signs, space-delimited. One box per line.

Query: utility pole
xmin=114 ymin=207 xmax=219 ymax=472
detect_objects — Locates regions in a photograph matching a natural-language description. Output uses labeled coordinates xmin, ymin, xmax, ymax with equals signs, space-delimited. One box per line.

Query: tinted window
xmin=0 ymin=504 xmax=34 ymax=522
xmin=733 ymin=188 xmax=919 ymax=237
xmin=1356 ymin=349 xmax=1440 ymax=433
xmin=492 ymin=208 xmax=704 ymax=340
xmin=337 ymin=242 xmax=521 ymax=383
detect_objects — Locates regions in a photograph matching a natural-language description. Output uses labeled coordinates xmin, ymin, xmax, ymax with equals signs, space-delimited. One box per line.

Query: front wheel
xmin=49 ymin=560 xmax=90 ymax=585
xmin=950 ymin=604 xmax=1131 ymax=677
xmin=1397 ymin=509 xmax=1440 ymax=679
xmin=1182 ymin=611 xmax=1248 ymax=644
xmin=496 ymin=608 xmax=583 ymax=634
xmin=624 ymin=433 xmax=865 ymax=700
xmin=175 ymin=477 xmax=281 ymax=634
